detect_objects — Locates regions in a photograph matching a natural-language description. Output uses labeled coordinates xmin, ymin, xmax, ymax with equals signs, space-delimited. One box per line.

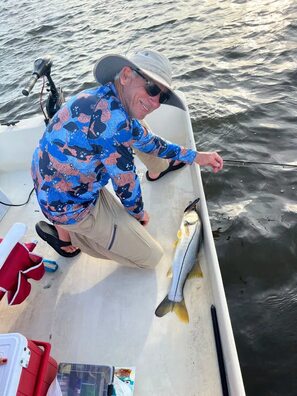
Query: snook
xmin=155 ymin=198 xmax=203 ymax=323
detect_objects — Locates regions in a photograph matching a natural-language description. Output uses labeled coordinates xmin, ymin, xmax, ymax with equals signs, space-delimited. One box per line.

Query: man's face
xmin=120 ymin=67 xmax=163 ymax=120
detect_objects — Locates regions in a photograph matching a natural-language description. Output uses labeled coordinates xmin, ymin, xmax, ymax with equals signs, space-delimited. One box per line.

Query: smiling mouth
xmin=140 ymin=100 xmax=149 ymax=112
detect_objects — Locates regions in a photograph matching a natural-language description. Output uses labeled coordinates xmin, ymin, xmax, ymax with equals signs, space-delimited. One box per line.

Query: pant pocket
xmin=107 ymin=221 xmax=161 ymax=268
xmin=107 ymin=224 xmax=117 ymax=250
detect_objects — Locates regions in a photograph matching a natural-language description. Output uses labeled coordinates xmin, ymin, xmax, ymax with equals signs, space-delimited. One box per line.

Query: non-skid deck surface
xmin=0 ymin=108 xmax=222 ymax=396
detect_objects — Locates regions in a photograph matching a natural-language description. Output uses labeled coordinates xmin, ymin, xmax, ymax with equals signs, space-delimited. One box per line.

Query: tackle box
xmin=57 ymin=362 xmax=114 ymax=395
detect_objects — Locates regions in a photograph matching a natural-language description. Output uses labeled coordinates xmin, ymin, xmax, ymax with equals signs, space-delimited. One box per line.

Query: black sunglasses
xmin=133 ymin=69 xmax=170 ymax=104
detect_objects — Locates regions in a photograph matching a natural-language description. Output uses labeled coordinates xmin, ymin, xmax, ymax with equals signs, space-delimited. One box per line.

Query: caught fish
xmin=155 ymin=197 xmax=203 ymax=323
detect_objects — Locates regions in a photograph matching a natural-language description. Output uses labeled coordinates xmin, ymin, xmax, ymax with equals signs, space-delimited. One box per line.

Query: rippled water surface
xmin=1 ymin=0 xmax=297 ymax=394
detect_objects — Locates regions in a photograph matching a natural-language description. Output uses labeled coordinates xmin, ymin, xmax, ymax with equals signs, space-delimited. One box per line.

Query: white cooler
xmin=0 ymin=333 xmax=58 ymax=396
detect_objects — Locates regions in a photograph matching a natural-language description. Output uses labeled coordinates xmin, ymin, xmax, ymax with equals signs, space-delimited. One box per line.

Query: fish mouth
xmin=184 ymin=210 xmax=199 ymax=225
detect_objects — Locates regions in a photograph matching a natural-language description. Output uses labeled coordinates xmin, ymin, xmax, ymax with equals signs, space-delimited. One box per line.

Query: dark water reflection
xmin=1 ymin=0 xmax=297 ymax=394
xmin=204 ymin=164 xmax=297 ymax=395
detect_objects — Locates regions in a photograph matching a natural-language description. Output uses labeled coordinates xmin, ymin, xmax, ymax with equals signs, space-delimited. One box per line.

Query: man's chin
xmin=135 ymin=110 xmax=148 ymax=120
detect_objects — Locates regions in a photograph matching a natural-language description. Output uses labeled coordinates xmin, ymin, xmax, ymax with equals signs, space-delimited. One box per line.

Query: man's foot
xmin=146 ymin=160 xmax=186 ymax=182
xmin=35 ymin=221 xmax=81 ymax=258
xmin=55 ymin=225 xmax=79 ymax=254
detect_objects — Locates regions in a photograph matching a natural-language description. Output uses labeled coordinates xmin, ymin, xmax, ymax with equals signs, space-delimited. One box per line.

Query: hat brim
xmin=93 ymin=54 xmax=186 ymax=111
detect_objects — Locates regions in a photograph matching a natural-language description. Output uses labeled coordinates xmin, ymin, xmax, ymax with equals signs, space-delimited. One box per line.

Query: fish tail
xmin=155 ymin=296 xmax=173 ymax=318
xmin=155 ymin=296 xmax=189 ymax=323
xmin=173 ymin=299 xmax=189 ymax=323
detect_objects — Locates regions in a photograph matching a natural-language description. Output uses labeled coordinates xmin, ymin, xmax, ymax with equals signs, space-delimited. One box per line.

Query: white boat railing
xmin=183 ymin=97 xmax=246 ymax=396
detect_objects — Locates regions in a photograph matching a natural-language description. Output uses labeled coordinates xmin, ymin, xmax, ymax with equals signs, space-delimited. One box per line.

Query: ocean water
xmin=1 ymin=0 xmax=297 ymax=394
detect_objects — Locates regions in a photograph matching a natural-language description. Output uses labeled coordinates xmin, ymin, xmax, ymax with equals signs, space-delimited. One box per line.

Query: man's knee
xmin=135 ymin=241 xmax=164 ymax=270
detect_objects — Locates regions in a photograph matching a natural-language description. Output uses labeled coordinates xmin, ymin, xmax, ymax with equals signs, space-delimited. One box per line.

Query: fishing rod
xmin=224 ymin=159 xmax=297 ymax=168
xmin=211 ymin=305 xmax=229 ymax=396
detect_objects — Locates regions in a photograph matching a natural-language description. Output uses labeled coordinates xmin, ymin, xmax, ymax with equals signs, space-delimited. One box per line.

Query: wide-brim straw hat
xmin=93 ymin=49 xmax=186 ymax=111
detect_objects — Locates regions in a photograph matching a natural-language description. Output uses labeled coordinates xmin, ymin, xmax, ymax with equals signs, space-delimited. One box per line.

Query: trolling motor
xmin=22 ymin=55 xmax=64 ymax=124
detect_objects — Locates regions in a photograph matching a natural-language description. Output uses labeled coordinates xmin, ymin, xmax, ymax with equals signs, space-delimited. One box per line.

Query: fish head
xmin=183 ymin=210 xmax=199 ymax=226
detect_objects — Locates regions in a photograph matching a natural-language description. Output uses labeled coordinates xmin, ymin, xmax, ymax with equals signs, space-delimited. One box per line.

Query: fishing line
xmin=224 ymin=159 xmax=297 ymax=168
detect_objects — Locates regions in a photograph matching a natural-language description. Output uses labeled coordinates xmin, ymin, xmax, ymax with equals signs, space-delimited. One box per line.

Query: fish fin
xmin=173 ymin=299 xmax=189 ymax=323
xmin=188 ymin=258 xmax=203 ymax=279
xmin=155 ymin=296 xmax=189 ymax=323
xmin=185 ymin=224 xmax=190 ymax=236
xmin=173 ymin=229 xmax=183 ymax=248
xmin=155 ymin=296 xmax=173 ymax=318
xmin=166 ymin=267 xmax=173 ymax=278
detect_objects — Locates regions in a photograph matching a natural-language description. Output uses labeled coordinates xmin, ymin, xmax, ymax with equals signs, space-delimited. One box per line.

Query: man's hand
xmin=195 ymin=152 xmax=223 ymax=173
xmin=140 ymin=210 xmax=150 ymax=226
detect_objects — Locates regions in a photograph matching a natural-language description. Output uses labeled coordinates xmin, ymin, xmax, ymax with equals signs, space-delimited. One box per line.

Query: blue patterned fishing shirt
xmin=31 ymin=83 xmax=197 ymax=225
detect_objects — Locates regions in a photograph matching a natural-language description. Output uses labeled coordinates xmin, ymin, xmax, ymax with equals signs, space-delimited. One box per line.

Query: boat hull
xmin=0 ymin=93 xmax=245 ymax=395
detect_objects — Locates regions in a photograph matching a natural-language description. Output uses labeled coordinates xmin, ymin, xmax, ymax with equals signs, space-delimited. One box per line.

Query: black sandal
xmin=146 ymin=160 xmax=186 ymax=182
xmin=35 ymin=221 xmax=81 ymax=258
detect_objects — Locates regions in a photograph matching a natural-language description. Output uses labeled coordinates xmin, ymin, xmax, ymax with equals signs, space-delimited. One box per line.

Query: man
xmin=31 ymin=49 xmax=223 ymax=269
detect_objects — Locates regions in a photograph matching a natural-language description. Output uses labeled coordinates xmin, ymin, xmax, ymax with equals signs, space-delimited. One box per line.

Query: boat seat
xmin=0 ymin=223 xmax=45 ymax=305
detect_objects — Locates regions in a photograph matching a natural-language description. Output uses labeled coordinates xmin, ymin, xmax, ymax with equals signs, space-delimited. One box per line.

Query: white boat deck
xmin=0 ymin=100 xmax=245 ymax=395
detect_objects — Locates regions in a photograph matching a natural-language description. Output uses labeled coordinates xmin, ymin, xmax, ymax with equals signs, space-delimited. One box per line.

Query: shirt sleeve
xmin=131 ymin=120 xmax=197 ymax=164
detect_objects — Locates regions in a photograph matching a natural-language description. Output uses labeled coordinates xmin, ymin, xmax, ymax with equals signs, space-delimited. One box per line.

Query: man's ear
xmin=119 ymin=67 xmax=133 ymax=86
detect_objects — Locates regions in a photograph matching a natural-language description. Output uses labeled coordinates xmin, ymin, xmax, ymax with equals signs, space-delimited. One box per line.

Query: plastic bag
xmin=113 ymin=375 xmax=133 ymax=396
xmin=46 ymin=378 xmax=63 ymax=396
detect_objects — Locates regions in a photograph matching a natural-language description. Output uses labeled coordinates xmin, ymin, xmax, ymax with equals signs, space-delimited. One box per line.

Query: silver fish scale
xmin=168 ymin=209 xmax=202 ymax=302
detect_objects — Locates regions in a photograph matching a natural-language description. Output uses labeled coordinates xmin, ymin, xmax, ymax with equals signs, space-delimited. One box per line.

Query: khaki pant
xmin=134 ymin=148 xmax=168 ymax=174
xmin=133 ymin=119 xmax=168 ymax=174
xmin=63 ymin=152 xmax=168 ymax=269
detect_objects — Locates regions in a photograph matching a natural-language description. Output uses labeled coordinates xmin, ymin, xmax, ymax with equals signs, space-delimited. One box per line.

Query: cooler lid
xmin=0 ymin=333 xmax=30 ymax=396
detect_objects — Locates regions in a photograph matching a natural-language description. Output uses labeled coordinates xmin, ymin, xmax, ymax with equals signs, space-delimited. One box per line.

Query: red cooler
xmin=0 ymin=333 xmax=58 ymax=396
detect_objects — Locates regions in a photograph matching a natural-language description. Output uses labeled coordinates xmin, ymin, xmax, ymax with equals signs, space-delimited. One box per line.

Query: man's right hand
xmin=195 ymin=151 xmax=223 ymax=173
